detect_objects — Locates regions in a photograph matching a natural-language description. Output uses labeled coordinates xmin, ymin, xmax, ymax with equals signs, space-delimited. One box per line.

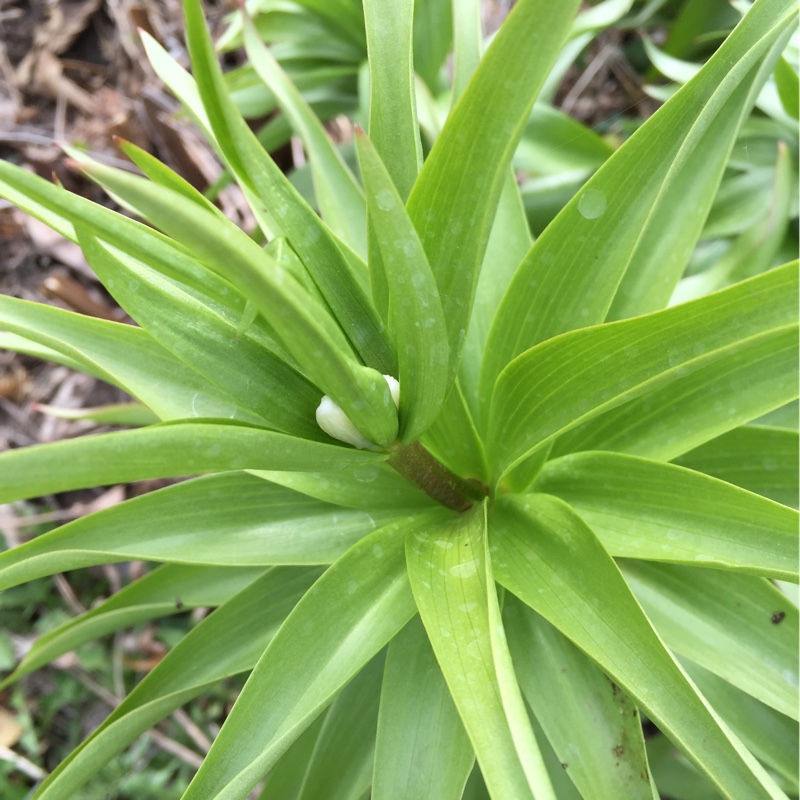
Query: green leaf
xmin=672 ymin=141 xmax=794 ymax=304
xmin=461 ymin=170 xmax=532 ymax=425
xmin=774 ymin=56 xmax=799 ymax=119
xmin=182 ymin=517 xmax=424 ymax=800
xmin=535 ymin=451 xmax=799 ymax=580
xmin=114 ymin=137 xmax=226 ymax=216
xmin=620 ymin=561 xmax=799 ymax=718
xmin=411 ymin=0 xmax=452 ymax=91
xmin=356 ymin=131 xmax=449 ymax=441
xmin=251 ymin=463 xmax=433 ymax=511
xmin=549 ymin=316 xmax=798 ymax=463
xmin=422 ymin=379 xmax=488 ymax=482
xmin=372 ymin=617 xmax=474 ymax=800
xmin=69 ymin=156 xmax=398 ymax=446
xmin=296 ymin=653 xmax=384 ymax=800
xmin=0 ymin=472 xmax=397 ymax=590
xmin=684 ymin=660 xmax=799 ymax=788
xmin=406 ymin=0 xmax=581 ymax=380
xmin=0 ymin=294 xmax=250 ymax=423
xmin=674 ymin=426 xmax=799 ymax=508
xmin=182 ymin=0 xmax=395 ymax=375
xmin=34 ymin=402 xmax=160 ymax=427
xmin=242 ymin=13 xmax=367 ymax=256
xmin=257 ymin=714 xmax=327 ymax=800
xmin=489 ymin=264 xmax=798 ymax=478
xmin=504 ymin=598 xmax=656 ymax=800
xmin=2 ymin=564 xmax=266 ymax=686
xmin=31 ymin=567 xmax=319 ymax=800
xmin=0 ymin=331 xmax=97 ymax=376
xmin=406 ymin=503 xmax=555 ymax=800
xmin=490 ymin=494 xmax=787 ymax=800
xmin=76 ymin=229 xmax=323 ymax=439
xmin=363 ymin=0 xmax=422 ymax=201
xmin=450 ymin=0 xmax=481 ymax=102
xmin=482 ymin=0 xmax=798 ymax=399
xmin=0 ymin=157 xmax=244 ymax=312
xmin=0 ymin=422 xmax=385 ymax=505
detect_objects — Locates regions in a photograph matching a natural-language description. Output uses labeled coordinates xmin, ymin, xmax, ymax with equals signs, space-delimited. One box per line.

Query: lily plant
xmin=0 ymin=0 xmax=797 ymax=798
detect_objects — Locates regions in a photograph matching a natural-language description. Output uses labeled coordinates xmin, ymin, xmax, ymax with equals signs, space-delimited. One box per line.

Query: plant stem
xmin=388 ymin=441 xmax=485 ymax=512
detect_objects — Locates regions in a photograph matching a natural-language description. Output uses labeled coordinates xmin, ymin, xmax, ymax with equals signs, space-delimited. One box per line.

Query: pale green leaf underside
xmin=406 ymin=505 xmax=549 ymax=800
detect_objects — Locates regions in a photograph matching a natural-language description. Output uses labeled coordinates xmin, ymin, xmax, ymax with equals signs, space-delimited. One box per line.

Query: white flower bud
xmin=315 ymin=375 xmax=400 ymax=449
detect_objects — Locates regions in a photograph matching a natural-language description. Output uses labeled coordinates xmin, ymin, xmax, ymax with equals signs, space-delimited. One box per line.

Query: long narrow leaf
xmin=0 ymin=294 xmax=251 ymax=423
xmin=296 ymin=653 xmax=384 ymax=800
xmin=182 ymin=0 xmax=394 ymax=373
xmin=482 ymin=0 xmax=797 ymax=402
xmin=489 ymin=264 xmax=798 ymax=477
xmin=242 ymin=13 xmax=367 ymax=256
xmin=0 ymin=422 xmax=384 ymax=505
xmin=504 ymin=598 xmax=656 ymax=800
xmin=620 ymin=561 xmax=799 ymax=718
xmin=490 ymin=494 xmax=787 ymax=800
xmin=2 ymin=564 xmax=266 ymax=686
xmin=69 ymin=155 xmax=398 ymax=446
xmin=535 ymin=451 xmax=798 ymax=579
xmin=77 ymin=230 xmax=323 ymax=439
xmin=31 ymin=567 xmax=319 ymax=800
xmin=0 ymin=472 xmax=397 ymax=590
xmin=675 ymin=426 xmax=799 ymax=508
xmin=406 ymin=503 xmax=553 ymax=800
xmin=406 ymin=0 xmax=580 ymax=380
xmin=550 ymin=317 xmax=798 ymax=463
xmin=363 ymin=0 xmax=421 ymax=201
xmin=181 ymin=517 xmax=426 ymax=799
xmin=356 ymin=132 xmax=449 ymax=441
xmin=372 ymin=617 xmax=474 ymax=800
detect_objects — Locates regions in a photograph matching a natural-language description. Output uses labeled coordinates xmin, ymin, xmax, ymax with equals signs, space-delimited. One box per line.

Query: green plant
xmin=0 ymin=0 xmax=797 ymax=797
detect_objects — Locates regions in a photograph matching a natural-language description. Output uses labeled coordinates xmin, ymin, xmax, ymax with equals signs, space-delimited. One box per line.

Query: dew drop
xmin=376 ymin=189 xmax=396 ymax=211
xmin=578 ymin=188 xmax=606 ymax=220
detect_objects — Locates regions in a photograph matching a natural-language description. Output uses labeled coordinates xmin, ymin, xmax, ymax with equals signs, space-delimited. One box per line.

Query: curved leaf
xmin=675 ymin=426 xmax=799 ymax=508
xmin=0 ymin=471 xmax=396 ymax=590
xmin=1 ymin=564 xmax=266 ymax=686
xmin=356 ymin=131 xmax=449 ymax=441
xmin=550 ymin=315 xmax=798 ymax=463
xmin=182 ymin=516 xmax=427 ymax=800
xmin=489 ymin=264 xmax=798 ymax=477
xmin=621 ymin=561 xmax=799 ymax=718
xmin=0 ymin=422 xmax=385 ymax=505
xmin=406 ymin=0 xmax=581 ymax=379
xmin=482 ymin=0 xmax=797 ymax=401
xmin=242 ymin=13 xmax=367 ymax=255
xmin=31 ymin=567 xmax=319 ymax=800
xmin=0 ymin=294 xmax=249 ymax=423
xmin=535 ymin=451 xmax=798 ymax=579
xmin=490 ymin=494 xmax=787 ymax=800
